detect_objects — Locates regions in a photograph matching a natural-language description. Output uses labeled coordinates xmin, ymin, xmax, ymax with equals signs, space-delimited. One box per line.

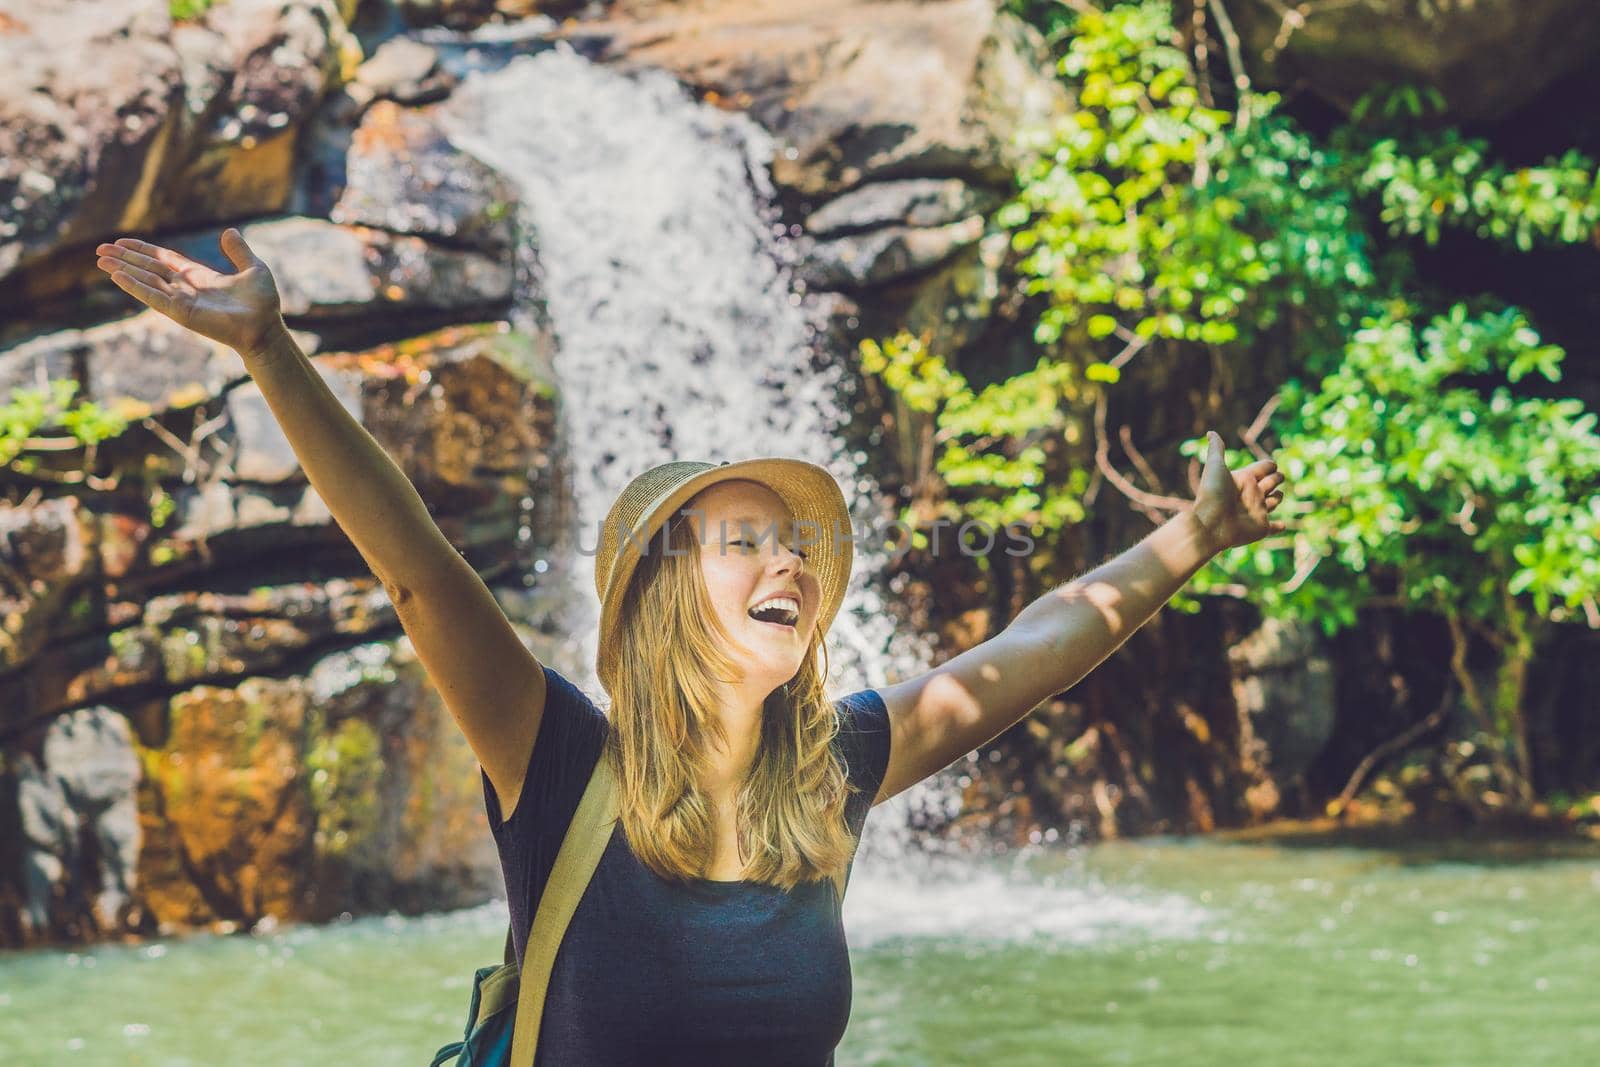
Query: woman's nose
xmin=768 ymin=543 xmax=805 ymax=571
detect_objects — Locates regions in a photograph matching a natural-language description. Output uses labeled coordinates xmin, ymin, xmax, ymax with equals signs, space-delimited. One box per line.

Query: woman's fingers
xmin=1260 ymin=471 xmax=1286 ymax=494
xmin=97 ymin=245 xmax=175 ymax=282
xmin=106 ymin=236 xmax=204 ymax=278
xmin=104 ymin=266 xmax=174 ymax=314
xmin=219 ymin=227 xmax=261 ymax=272
xmin=108 ymin=236 xmax=174 ymax=261
xmin=97 ymin=256 xmax=169 ymax=293
xmin=116 ymin=260 xmax=170 ymax=292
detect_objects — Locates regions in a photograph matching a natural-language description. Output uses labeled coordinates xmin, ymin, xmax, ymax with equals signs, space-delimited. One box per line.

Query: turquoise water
xmin=5 ymin=833 xmax=1598 ymax=1065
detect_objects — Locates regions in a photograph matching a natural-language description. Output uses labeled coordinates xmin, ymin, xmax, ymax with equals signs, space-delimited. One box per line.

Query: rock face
xmin=0 ymin=0 xmax=564 ymax=946
xmin=0 ymin=0 xmax=364 ymax=308
xmin=131 ymin=637 xmax=501 ymax=933
xmin=578 ymin=0 xmax=1063 ymax=197
xmin=15 ymin=709 xmax=142 ymax=937
xmin=1229 ymin=0 xmax=1600 ymax=120
xmin=0 ymin=321 xmax=561 ymax=945
xmin=328 ymin=101 xmax=519 ymax=254
xmin=396 ymin=0 xmax=585 ymax=30
xmin=1229 ymin=617 xmax=1337 ymax=818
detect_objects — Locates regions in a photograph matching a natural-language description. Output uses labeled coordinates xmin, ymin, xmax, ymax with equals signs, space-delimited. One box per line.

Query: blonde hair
xmin=603 ymin=507 xmax=859 ymax=890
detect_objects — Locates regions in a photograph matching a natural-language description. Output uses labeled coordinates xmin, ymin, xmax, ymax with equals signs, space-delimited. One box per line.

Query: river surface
xmin=6 ymin=833 xmax=1597 ymax=1065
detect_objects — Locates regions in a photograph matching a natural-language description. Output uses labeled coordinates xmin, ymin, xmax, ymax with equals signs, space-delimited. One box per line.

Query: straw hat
xmin=592 ymin=457 xmax=854 ymax=697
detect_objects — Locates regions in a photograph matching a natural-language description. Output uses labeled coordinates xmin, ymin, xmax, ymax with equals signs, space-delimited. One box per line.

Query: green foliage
xmin=858 ymin=331 xmax=1088 ymax=551
xmin=1197 ymin=305 xmax=1600 ymax=631
xmin=169 ymin=0 xmax=222 ymax=22
xmin=0 ymin=380 xmax=132 ymax=475
xmin=999 ymin=1 xmax=1378 ymax=368
xmin=999 ymin=1 xmax=1243 ymax=349
xmin=855 ymin=0 xmax=1600 ymax=775
xmin=1347 ymin=127 xmax=1600 ymax=251
xmin=149 ymin=484 xmax=177 ymax=529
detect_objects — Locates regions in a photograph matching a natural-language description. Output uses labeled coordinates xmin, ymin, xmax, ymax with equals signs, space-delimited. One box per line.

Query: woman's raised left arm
xmin=869 ymin=431 xmax=1287 ymax=807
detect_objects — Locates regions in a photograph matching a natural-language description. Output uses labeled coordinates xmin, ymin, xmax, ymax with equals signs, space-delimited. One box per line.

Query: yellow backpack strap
xmin=510 ymin=749 xmax=619 ymax=1067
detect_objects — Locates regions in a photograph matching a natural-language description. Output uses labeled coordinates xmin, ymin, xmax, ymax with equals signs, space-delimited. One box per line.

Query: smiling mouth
xmin=747 ymin=605 xmax=799 ymax=630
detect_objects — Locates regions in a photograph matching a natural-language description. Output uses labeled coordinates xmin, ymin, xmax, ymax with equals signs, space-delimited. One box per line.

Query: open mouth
xmin=747 ymin=603 xmax=799 ymax=630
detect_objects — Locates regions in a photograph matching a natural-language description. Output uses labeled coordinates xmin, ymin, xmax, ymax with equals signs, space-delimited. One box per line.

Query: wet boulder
xmin=326 ymin=101 xmax=520 ymax=256
xmin=1228 ymin=616 xmax=1337 ymax=818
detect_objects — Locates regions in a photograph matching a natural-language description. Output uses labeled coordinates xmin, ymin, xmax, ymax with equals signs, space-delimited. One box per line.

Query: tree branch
xmin=1239 ymin=391 xmax=1281 ymax=460
xmin=1093 ymin=392 xmax=1191 ymax=523
xmin=1327 ymin=681 xmax=1453 ymax=819
xmin=1206 ymin=0 xmax=1253 ymax=130
xmin=1119 ymin=423 xmax=1165 ymax=493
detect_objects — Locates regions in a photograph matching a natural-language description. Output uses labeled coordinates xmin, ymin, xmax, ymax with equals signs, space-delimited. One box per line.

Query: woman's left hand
xmin=1191 ymin=430 xmax=1288 ymax=553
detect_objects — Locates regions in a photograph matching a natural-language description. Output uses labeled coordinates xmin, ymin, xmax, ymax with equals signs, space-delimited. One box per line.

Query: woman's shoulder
xmin=539 ymin=662 xmax=610 ymax=729
xmin=483 ymin=662 xmax=608 ymax=833
xmin=831 ymin=685 xmax=891 ymax=798
xmin=834 ymin=685 xmax=889 ymax=734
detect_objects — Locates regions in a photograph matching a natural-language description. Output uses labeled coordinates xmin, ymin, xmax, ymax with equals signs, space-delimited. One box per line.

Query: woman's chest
xmin=542 ymin=829 xmax=853 ymax=1057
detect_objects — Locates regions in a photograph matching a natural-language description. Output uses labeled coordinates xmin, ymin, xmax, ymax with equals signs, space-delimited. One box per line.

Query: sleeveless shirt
xmin=480 ymin=663 xmax=894 ymax=1066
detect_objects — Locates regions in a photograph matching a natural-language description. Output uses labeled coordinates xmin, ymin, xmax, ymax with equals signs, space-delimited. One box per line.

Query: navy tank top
xmin=480 ymin=663 xmax=893 ymax=1066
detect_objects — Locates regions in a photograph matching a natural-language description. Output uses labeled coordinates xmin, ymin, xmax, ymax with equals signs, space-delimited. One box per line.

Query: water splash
xmin=844 ymin=860 xmax=1221 ymax=950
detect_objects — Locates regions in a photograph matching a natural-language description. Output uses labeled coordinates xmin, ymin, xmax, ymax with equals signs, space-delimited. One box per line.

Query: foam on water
xmin=844 ymin=861 xmax=1220 ymax=949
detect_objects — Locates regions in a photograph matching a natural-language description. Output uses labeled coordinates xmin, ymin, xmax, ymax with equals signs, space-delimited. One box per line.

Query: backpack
xmin=430 ymin=749 xmax=618 ymax=1066
xmin=430 ymin=750 xmax=856 ymax=1066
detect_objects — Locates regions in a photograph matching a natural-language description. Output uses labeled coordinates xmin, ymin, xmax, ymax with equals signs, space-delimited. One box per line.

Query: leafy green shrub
xmin=1 ymin=380 xmax=133 ymax=478
xmin=1337 ymin=89 xmax=1600 ymax=251
xmin=858 ymin=330 xmax=1086 ymax=564
xmin=1207 ymin=304 xmax=1597 ymax=627
xmin=858 ymin=0 xmax=1600 ymax=805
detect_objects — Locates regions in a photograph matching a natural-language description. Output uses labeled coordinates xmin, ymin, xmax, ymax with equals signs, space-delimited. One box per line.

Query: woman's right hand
xmin=94 ymin=228 xmax=286 ymax=358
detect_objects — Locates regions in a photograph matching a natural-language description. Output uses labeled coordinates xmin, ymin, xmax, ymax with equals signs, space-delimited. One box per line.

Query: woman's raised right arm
xmin=95 ymin=230 xmax=544 ymax=815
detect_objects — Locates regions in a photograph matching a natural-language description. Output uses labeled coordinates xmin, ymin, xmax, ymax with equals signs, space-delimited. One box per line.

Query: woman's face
xmin=688 ymin=480 xmax=821 ymax=689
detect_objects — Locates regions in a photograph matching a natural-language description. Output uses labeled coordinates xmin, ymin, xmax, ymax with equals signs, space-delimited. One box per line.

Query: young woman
xmin=94 ymin=230 xmax=1287 ymax=1064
